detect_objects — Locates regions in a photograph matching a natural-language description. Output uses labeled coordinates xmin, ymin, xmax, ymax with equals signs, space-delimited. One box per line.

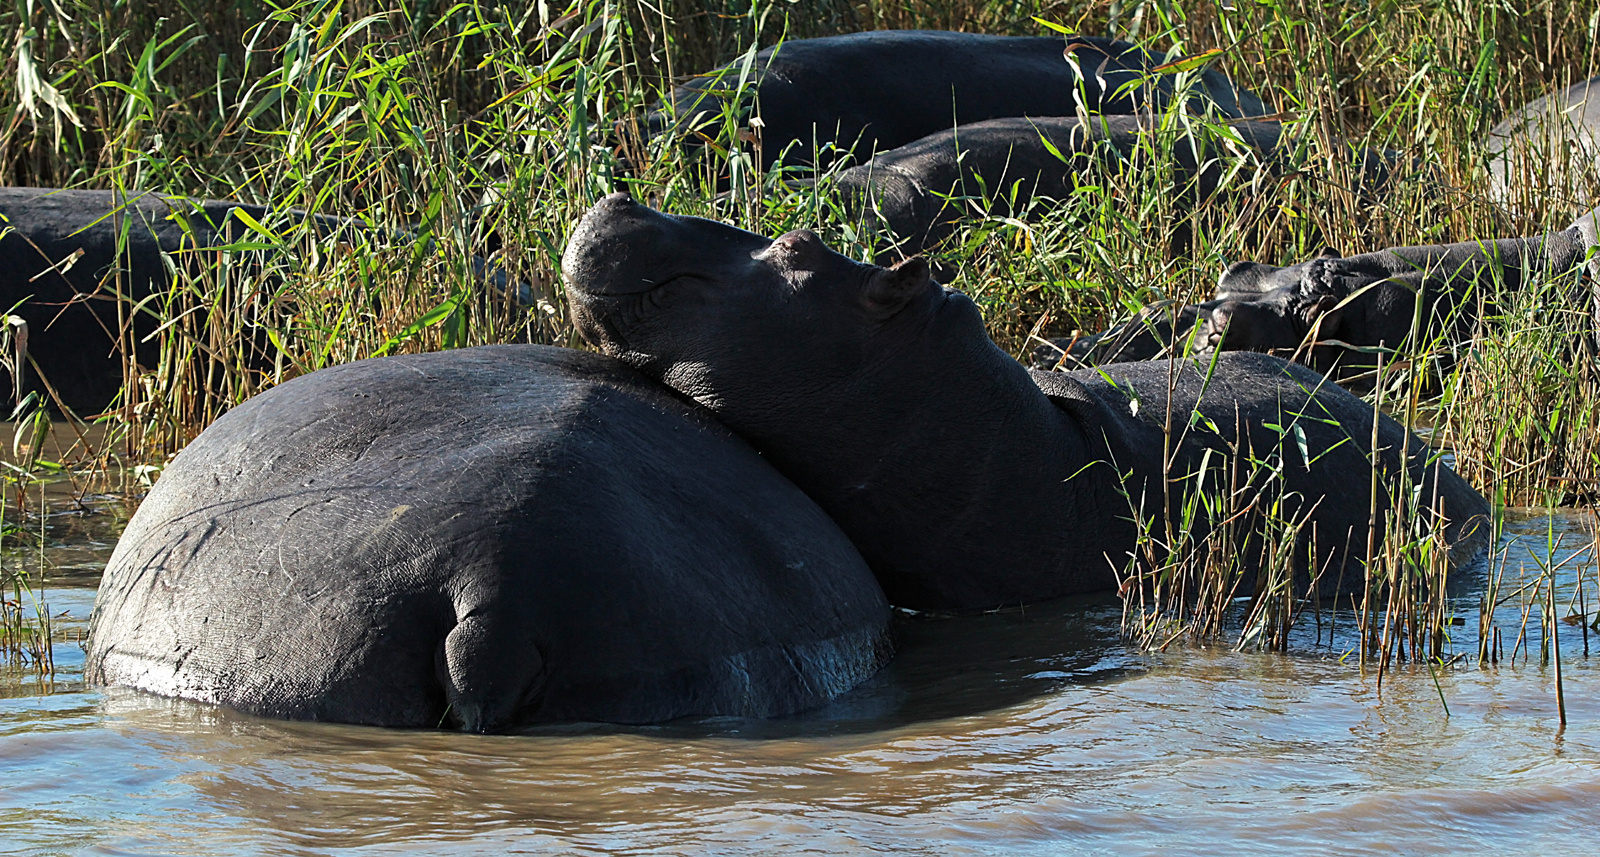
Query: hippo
xmin=1032 ymin=210 xmax=1600 ymax=375
xmin=808 ymin=115 xmax=1287 ymax=260
xmin=562 ymin=194 xmax=1490 ymax=610
xmin=1194 ymin=217 xmax=1600 ymax=377
xmin=643 ymin=30 xmax=1272 ymax=173
xmin=0 ymin=187 xmax=522 ymax=415
xmin=1488 ymin=75 xmax=1600 ymax=207
xmin=86 ymin=344 xmax=893 ymax=731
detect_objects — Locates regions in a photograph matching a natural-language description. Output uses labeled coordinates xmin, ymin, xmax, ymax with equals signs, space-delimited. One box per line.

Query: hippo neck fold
xmin=722 ymin=298 xmax=1126 ymax=609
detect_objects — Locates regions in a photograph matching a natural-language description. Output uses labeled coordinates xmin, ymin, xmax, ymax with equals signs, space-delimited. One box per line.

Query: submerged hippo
xmin=563 ymin=195 xmax=1489 ymax=610
xmin=645 ymin=30 xmax=1271 ymax=172
xmin=87 ymin=345 xmax=892 ymax=731
xmin=1488 ymin=75 xmax=1600 ymax=207
xmin=0 ymin=187 xmax=520 ymax=415
xmin=810 ymin=115 xmax=1287 ymax=259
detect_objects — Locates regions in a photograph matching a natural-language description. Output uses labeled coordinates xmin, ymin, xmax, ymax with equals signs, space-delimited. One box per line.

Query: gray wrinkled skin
xmin=88 ymin=345 xmax=893 ymax=732
xmin=0 ymin=187 xmax=522 ymax=414
xmin=563 ymin=195 xmax=1490 ymax=610
xmin=1488 ymin=75 xmax=1600 ymax=207
xmin=644 ymin=31 xmax=1272 ymax=172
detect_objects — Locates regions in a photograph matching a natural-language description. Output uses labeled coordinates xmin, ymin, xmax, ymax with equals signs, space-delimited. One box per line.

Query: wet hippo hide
xmin=87 ymin=344 xmax=893 ymax=731
xmin=0 ymin=188 xmax=521 ymax=415
xmin=562 ymin=195 xmax=1490 ymax=611
xmin=644 ymin=30 xmax=1272 ymax=172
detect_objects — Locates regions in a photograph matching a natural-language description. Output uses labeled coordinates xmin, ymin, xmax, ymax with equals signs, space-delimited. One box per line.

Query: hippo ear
xmin=861 ymin=257 xmax=934 ymax=321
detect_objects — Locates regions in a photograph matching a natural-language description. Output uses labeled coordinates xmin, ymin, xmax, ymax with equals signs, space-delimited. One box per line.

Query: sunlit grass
xmin=0 ymin=0 xmax=1596 ymax=666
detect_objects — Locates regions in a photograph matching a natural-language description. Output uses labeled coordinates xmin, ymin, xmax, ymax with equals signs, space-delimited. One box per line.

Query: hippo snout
xmin=564 ymin=195 xmax=775 ymax=302
xmin=563 ymin=193 xmax=665 ymax=297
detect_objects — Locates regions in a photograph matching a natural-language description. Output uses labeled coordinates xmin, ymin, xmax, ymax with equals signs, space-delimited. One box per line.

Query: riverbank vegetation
xmin=1 ymin=0 xmax=1597 ymax=670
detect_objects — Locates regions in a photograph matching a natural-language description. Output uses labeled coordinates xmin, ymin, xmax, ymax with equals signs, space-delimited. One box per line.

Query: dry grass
xmin=0 ymin=0 xmax=1597 ymax=665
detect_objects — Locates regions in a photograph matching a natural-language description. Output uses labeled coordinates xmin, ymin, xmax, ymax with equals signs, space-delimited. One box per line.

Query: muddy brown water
xmin=3 ymin=503 xmax=1598 ymax=855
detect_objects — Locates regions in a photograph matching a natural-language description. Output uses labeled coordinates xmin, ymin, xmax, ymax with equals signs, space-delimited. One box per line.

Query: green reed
xmin=0 ymin=0 xmax=1596 ymax=670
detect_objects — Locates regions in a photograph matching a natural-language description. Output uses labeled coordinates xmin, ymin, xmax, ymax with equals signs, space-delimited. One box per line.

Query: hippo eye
xmin=649 ymin=273 xmax=698 ymax=290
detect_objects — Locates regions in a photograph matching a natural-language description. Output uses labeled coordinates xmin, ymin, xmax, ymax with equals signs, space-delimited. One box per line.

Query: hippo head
xmin=1199 ymin=260 xmax=1358 ymax=373
xmin=562 ymin=194 xmax=965 ymax=441
xmin=1215 ymin=248 xmax=1342 ymax=299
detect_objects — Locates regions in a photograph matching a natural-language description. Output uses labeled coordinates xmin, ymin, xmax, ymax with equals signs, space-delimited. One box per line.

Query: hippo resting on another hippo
xmin=563 ymin=194 xmax=1489 ymax=611
xmin=1033 ymin=207 xmax=1600 ymax=375
xmin=0 ymin=187 xmax=522 ymax=415
xmin=87 ymin=345 xmax=892 ymax=731
xmin=644 ymin=30 xmax=1272 ymax=172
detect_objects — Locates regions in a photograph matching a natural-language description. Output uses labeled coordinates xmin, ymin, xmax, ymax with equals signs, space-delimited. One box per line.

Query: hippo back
xmin=0 ymin=188 xmax=367 ymax=414
xmin=87 ymin=344 xmax=891 ymax=730
xmin=649 ymin=31 xmax=1272 ymax=171
xmin=1488 ymin=75 xmax=1600 ymax=207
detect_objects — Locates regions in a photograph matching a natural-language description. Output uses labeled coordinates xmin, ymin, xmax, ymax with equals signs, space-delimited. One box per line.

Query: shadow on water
xmin=95 ymin=592 xmax=1138 ymax=741
xmin=5 ymin=510 xmax=1596 ymax=854
xmin=623 ymin=592 xmax=1139 ymax=740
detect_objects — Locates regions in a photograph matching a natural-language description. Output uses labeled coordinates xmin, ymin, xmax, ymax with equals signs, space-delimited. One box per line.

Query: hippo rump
xmin=1488 ymin=75 xmax=1599 ymax=207
xmin=643 ymin=30 xmax=1272 ymax=172
xmin=0 ymin=187 xmax=521 ymax=415
xmin=86 ymin=345 xmax=893 ymax=731
xmin=808 ymin=116 xmax=1286 ymax=260
xmin=562 ymin=195 xmax=1490 ymax=610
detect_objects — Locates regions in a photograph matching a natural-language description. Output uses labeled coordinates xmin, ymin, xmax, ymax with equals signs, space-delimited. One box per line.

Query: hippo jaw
xmin=563 ymin=193 xmax=953 ymax=428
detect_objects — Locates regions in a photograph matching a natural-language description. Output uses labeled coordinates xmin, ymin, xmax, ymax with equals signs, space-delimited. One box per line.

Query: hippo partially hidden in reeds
xmin=1197 ymin=219 xmax=1600 ymax=374
xmin=1032 ymin=210 xmax=1600 ymax=376
xmin=810 ymin=115 xmax=1287 ymax=260
xmin=644 ymin=30 xmax=1271 ymax=172
xmin=1487 ymin=75 xmax=1600 ymax=207
xmin=87 ymin=345 xmax=893 ymax=731
xmin=563 ymin=194 xmax=1491 ymax=610
xmin=0 ymin=187 xmax=521 ymax=415
xmin=814 ymin=115 xmax=1406 ymax=262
